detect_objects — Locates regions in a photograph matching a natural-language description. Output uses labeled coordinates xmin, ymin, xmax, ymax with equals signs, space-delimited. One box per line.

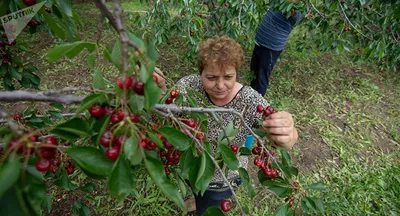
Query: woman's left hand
xmin=262 ymin=111 xmax=298 ymax=149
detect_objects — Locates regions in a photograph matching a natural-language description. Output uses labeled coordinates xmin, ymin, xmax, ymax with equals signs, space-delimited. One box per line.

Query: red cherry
xmin=2 ymin=59 xmax=9 ymax=65
xmin=256 ymin=105 xmax=264 ymax=113
xmin=152 ymin=74 xmax=158 ymax=84
xmin=254 ymin=157 xmax=263 ymax=167
xmin=140 ymin=140 xmax=147 ymax=148
xmin=230 ymin=144 xmax=239 ymax=152
xmin=129 ymin=113 xmax=140 ymax=123
xmin=132 ymin=80 xmax=144 ymax=95
xmin=163 ymin=140 xmax=173 ymax=149
xmin=100 ymin=131 xmax=115 ymax=147
xmin=220 ymin=200 xmax=232 ymax=212
xmin=117 ymin=110 xmax=125 ymax=120
xmin=224 ymin=3 xmax=229 ymax=7
xmin=105 ymin=146 xmax=120 ymax=161
xmin=66 ymin=166 xmax=75 ymax=175
xmin=165 ymin=97 xmax=174 ymax=104
xmin=110 ymin=113 xmax=122 ymax=124
xmin=117 ymin=76 xmax=133 ymax=89
xmin=116 ymin=136 xmax=127 ymax=148
xmin=13 ymin=113 xmax=21 ymax=121
xmin=289 ymin=199 xmax=295 ymax=207
xmin=37 ymin=148 xmax=55 ymax=159
xmin=35 ymin=159 xmax=51 ymax=172
xmin=103 ymin=106 xmax=114 ymax=115
xmin=8 ymin=139 xmax=24 ymax=153
xmin=196 ymin=132 xmax=206 ymax=141
xmin=167 ymin=152 xmax=174 ymax=161
xmin=23 ymin=0 xmax=36 ymax=6
xmin=29 ymin=135 xmax=39 ymax=142
xmin=89 ymin=105 xmax=104 ymax=119
xmin=159 ymin=150 xmax=167 ymax=157
xmin=1 ymin=34 xmax=6 ymax=38
xmin=252 ymin=147 xmax=261 ymax=155
xmin=184 ymin=118 xmax=196 ymax=128
xmin=271 ymin=169 xmax=278 ymax=178
xmin=43 ymin=136 xmax=58 ymax=150
xmin=45 ymin=7 xmax=51 ymax=13
xmin=264 ymin=106 xmax=275 ymax=117
xmin=157 ymin=134 xmax=164 ymax=140
xmin=263 ymin=168 xmax=272 ymax=177
xmin=165 ymin=168 xmax=171 ymax=175
xmin=170 ymin=90 xmax=179 ymax=98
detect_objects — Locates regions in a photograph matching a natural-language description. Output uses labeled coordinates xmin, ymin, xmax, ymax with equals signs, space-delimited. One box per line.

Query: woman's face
xmin=201 ymin=64 xmax=237 ymax=102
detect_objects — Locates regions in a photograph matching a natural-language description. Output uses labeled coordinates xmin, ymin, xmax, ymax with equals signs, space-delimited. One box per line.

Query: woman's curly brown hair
xmin=198 ymin=36 xmax=244 ymax=74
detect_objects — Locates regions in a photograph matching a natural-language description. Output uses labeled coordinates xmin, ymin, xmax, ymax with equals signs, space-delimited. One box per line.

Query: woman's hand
xmin=262 ymin=111 xmax=298 ymax=149
xmin=153 ymin=67 xmax=167 ymax=92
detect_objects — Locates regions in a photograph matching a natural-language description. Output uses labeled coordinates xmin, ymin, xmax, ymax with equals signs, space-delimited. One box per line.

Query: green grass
xmin=8 ymin=1 xmax=400 ymax=215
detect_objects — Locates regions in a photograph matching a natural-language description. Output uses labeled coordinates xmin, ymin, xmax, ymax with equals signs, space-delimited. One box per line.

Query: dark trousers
xmin=194 ymin=189 xmax=233 ymax=216
xmin=189 ymin=178 xmax=241 ymax=216
xmin=250 ymin=45 xmax=282 ymax=96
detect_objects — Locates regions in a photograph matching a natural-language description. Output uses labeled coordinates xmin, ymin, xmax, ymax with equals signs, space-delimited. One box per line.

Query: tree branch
xmin=0 ymin=90 xmax=84 ymax=104
xmin=338 ymin=1 xmax=372 ymax=40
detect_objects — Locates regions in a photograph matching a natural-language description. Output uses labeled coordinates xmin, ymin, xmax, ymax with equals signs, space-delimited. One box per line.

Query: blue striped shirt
xmin=255 ymin=9 xmax=303 ymax=51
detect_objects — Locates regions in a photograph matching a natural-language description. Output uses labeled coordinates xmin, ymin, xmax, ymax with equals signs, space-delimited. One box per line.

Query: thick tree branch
xmin=0 ymin=90 xmax=84 ymax=104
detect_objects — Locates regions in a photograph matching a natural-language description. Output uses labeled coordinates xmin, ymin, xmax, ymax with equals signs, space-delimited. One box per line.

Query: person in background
xmin=250 ymin=2 xmax=303 ymax=96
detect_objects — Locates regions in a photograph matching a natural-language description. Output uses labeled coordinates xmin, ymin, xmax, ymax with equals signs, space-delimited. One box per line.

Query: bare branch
xmin=94 ymin=0 xmax=118 ymax=30
xmin=43 ymin=87 xmax=91 ymax=95
xmin=0 ymin=90 xmax=84 ymax=104
xmin=309 ymin=1 xmax=324 ymax=17
xmin=0 ymin=113 xmax=86 ymax=124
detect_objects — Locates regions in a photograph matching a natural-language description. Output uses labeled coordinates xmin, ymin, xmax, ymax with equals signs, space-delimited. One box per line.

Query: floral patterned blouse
xmin=175 ymin=75 xmax=270 ymax=186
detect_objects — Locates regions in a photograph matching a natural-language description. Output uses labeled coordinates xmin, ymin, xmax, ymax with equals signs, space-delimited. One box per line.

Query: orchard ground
xmin=2 ymin=1 xmax=400 ymax=215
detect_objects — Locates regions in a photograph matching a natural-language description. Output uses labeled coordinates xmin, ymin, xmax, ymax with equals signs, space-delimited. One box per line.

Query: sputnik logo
xmin=0 ymin=2 xmax=45 ymax=43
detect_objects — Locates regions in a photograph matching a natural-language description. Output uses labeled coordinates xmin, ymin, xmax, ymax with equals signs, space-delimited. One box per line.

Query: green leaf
xmin=76 ymin=94 xmax=107 ymax=116
xmin=51 ymin=118 xmax=91 ymax=140
xmin=127 ymin=32 xmax=145 ymax=50
xmin=0 ymin=157 xmax=21 ymax=198
xmin=58 ymin=0 xmax=72 ymax=16
xmin=147 ymin=130 xmax=163 ymax=148
xmin=103 ymin=47 xmax=112 ymax=63
xmin=239 ymin=147 xmax=252 ymax=155
xmin=195 ymin=153 xmax=207 ymax=185
xmin=304 ymin=197 xmax=318 ymax=213
xmin=9 ymin=67 xmax=22 ymax=80
xmin=267 ymin=186 xmax=290 ymax=198
xmin=146 ymin=41 xmax=158 ymax=61
xmin=189 ymin=153 xmax=215 ymax=195
xmin=280 ymin=148 xmax=292 ymax=167
xmin=123 ymin=135 xmax=139 ymax=162
xmin=108 ymin=156 xmax=134 ymax=202
xmin=86 ymin=54 xmax=95 ymax=70
xmin=47 ymin=110 xmax=64 ymax=119
xmin=49 ymin=102 xmax=64 ymax=110
xmin=129 ymin=94 xmax=144 ymax=114
xmin=144 ymin=152 xmax=185 ymax=210
xmin=54 ymin=170 xmax=74 ymax=190
xmin=47 ymin=41 xmax=96 ymax=63
xmin=79 ymin=182 xmax=96 ymax=193
xmin=219 ymin=144 xmax=239 ymax=170
xmin=274 ymin=202 xmax=289 ymax=216
xmin=239 ymin=168 xmax=256 ymax=199
xmin=202 ymin=206 xmax=224 ymax=216
xmin=144 ymin=76 xmax=161 ymax=110
xmin=310 ymin=197 xmax=325 ymax=214
xmin=42 ymin=11 xmax=65 ymax=40
xmin=0 ymin=187 xmax=31 ymax=216
xmin=306 ymin=182 xmax=327 ymax=190
xmin=158 ymin=127 xmax=190 ymax=151
xmin=225 ymin=121 xmax=240 ymax=138
xmin=67 ymin=147 xmax=114 ymax=177
xmin=111 ymin=40 xmax=122 ymax=70
xmin=139 ymin=63 xmax=150 ymax=83
xmin=93 ymin=68 xmax=105 ymax=90
xmin=179 ymin=149 xmax=195 ymax=180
